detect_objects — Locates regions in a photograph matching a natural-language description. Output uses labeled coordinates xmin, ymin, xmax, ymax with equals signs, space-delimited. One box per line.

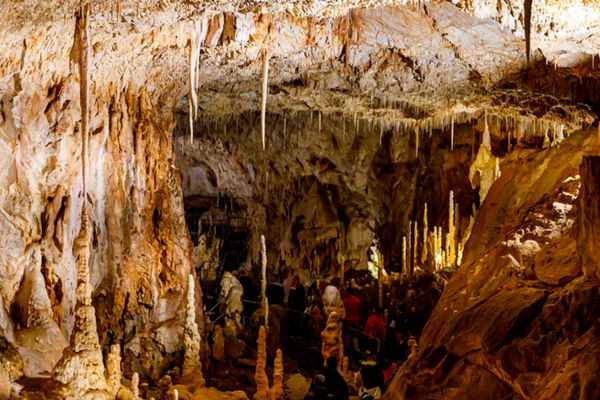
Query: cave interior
xmin=0 ymin=1 xmax=599 ymax=399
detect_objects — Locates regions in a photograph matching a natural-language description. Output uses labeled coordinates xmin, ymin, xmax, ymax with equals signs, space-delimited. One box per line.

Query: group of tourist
xmin=204 ymin=262 xmax=446 ymax=399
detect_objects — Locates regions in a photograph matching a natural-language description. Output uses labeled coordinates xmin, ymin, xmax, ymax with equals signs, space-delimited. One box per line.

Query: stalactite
xmin=542 ymin=129 xmax=550 ymax=148
xmin=255 ymin=326 xmax=269 ymax=400
xmin=261 ymin=235 xmax=269 ymax=328
xmin=450 ymin=115 xmax=454 ymax=151
xmin=482 ymin=112 xmax=491 ymax=150
xmin=270 ymin=349 xmax=284 ymax=400
xmin=70 ymin=0 xmax=93 ymax=306
xmin=318 ymin=111 xmax=322 ymax=133
xmin=261 ymin=49 xmax=270 ymax=150
xmin=524 ymin=0 xmax=533 ymax=65
xmin=188 ymin=21 xmax=202 ymax=145
xmin=415 ymin=129 xmax=420 ymax=158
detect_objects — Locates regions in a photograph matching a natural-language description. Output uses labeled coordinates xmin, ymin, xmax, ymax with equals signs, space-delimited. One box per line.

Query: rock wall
xmin=577 ymin=155 xmax=600 ymax=281
xmin=0 ymin=13 xmax=196 ymax=383
xmin=384 ymin=129 xmax=600 ymax=399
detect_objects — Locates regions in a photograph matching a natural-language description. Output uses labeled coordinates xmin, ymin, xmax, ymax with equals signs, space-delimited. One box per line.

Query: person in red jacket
xmin=364 ymin=307 xmax=386 ymax=352
xmin=342 ymin=287 xmax=363 ymax=329
xmin=342 ymin=287 xmax=363 ymax=359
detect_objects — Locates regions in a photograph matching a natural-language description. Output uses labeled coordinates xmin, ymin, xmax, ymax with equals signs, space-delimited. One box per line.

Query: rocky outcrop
xmin=577 ymin=155 xmax=600 ymax=280
xmin=384 ymin=130 xmax=600 ymax=399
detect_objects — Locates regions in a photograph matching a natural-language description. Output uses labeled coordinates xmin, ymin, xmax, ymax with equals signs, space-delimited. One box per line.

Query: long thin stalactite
xmin=189 ymin=22 xmax=201 ymax=145
xmin=72 ymin=1 xmax=92 ymax=305
xmin=261 ymin=49 xmax=270 ymax=150
xmin=524 ymin=0 xmax=533 ymax=65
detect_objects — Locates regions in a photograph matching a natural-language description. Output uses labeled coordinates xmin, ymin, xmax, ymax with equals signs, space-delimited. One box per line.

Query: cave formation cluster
xmin=0 ymin=0 xmax=599 ymax=399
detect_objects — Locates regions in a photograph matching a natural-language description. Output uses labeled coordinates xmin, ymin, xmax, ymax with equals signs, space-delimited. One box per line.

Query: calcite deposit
xmin=1 ymin=0 xmax=599 ymax=399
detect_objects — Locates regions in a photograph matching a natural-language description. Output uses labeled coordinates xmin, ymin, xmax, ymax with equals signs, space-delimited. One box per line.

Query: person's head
xmin=313 ymin=374 xmax=326 ymax=385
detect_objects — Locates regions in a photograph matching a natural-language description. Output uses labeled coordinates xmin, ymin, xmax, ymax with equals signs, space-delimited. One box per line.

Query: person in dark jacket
xmin=324 ymin=356 xmax=349 ymax=400
xmin=358 ymin=350 xmax=384 ymax=399
xmin=304 ymin=374 xmax=328 ymax=400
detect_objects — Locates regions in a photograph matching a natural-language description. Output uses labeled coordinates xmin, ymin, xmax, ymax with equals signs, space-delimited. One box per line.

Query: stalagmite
xmin=413 ymin=220 xmax=418 ymax=270
xmin=173 ymin=389 xmax=179 ymax=400
xmin=106 ymin=344 xmax=122 ymax=398
xmin=74 ymin=0 xmax=92 ymax=304
xmin=260 ymin=234 xmax=269 ymax=329
xmin=433 ymin=226 xmax=443 ymax=271
xmin=408 ymin=221 xmax=413 ymax=275
xmin=255 ymin=326 xmax=269 ymax=400
xmin=261 ymin=49 xmax=270 ymax=150
xmin=270 ymin=349 xmax=284 ymax=400
xmin=212 ymin=324 xmax=225 ymax=362
xmin=495 ymin=157 xmax=502 ymax=179
xmin=321 ymin=312 xmax=342 ymax=364
xmin=448 ymin=191 xmax=456 ymax=268
xmin=182 ymin=274 xmax=204 ymax=384
xmin=52 ymin=5 xmax=109 ymax=398
xmin=402 ymin=236 xmax=407 ymax=275
xmin=131 ymin=373 xmax=139 ymax=400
